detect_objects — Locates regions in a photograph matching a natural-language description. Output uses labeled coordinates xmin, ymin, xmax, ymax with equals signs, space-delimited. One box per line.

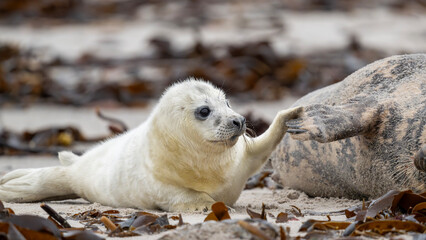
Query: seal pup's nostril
xmin=233 ymin=119 xmax=241 ymax=129
xmin=232 ymin=117 xmax=246 ymax=130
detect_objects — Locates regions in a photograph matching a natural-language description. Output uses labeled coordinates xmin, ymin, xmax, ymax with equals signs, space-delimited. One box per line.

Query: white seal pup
xmin=0 ymin=79 xmax=302 ymax=211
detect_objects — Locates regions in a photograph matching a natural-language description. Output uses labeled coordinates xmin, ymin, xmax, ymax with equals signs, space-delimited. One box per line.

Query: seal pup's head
xmin=152 ymin=78 xmax=246 ymax=150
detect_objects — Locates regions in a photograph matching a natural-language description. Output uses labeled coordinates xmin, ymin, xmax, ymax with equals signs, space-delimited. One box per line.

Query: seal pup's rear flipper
xmin=286 ymin=100 xmax=380 ymax=143
xmin=0 ymin=166 xmax=76 ymax=202
xmin=58 ymin=151 xmax=79 ymax=166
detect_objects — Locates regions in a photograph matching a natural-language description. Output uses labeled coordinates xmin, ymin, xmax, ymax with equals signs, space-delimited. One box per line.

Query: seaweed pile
xmin=0 ymin=0 xmax=424 ymax=25
xmin=0 ymin=37 xmax=385 ymax=106
xmin=0 ymin=109 xmax=127 ymax=155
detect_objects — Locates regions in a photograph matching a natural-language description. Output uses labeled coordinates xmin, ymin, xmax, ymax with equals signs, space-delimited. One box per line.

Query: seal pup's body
xmin=0 ymin=79 xmax=301 ymax=211
xmin=272 ymin=54 xmax=426 ymax=199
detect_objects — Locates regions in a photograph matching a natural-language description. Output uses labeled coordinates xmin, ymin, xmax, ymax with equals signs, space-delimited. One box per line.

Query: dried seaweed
xmin=0 ymin=34 xmax=386 ymax=106
xmin=290 ymin=205 xmax=304 ymax=217
xmin=41 ymin=203 xmax=72 ymax=228
xmin=300 ymin=190 xmax=426 ymax=238
xmin=71 ymin=209 xmax=182 ymax=237
xmin=0 ymin=201 xmax=191 ymax=238
xmin=245 ymin=170 xmax=273 ymax=190
xmin=0 ymin=0 xmax=423 ymax=26
xmin=0 ymin=109 xmax=127 ymax=155
xmin=246 ymin=203 xmax=267 ymax=221
xmin=0 ymin=191 xmax=425 ymax=239
xmin=0 ymin=212 xmax=96 ymax=240
xmin=237 ymin=220 xmax=273 ymax=240
xmin=204 ymin=202 xmax=231 ymax=222
xmin=0 ymin=0 xmax=146 ymax=25
xmin=276 ymin=212 xmax=289 ymax=223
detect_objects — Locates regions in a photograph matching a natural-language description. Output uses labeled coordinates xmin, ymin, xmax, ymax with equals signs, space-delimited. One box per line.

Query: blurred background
xmin=0 ymin=0 xmax=425 ymax=168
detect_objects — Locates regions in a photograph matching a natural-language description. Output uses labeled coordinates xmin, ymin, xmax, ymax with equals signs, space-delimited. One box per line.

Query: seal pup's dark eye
xmin=195 ymin=106 xmax=211 ymax=120
xmin=199 ymin=107 xmax=210 ymax=117
xmin=226 ymin=101 xmax=231 ymax=108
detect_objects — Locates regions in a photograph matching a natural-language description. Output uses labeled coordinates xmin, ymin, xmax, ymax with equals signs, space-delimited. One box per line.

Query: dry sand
xmin=2 ymin=188 xmax=361 ymax=239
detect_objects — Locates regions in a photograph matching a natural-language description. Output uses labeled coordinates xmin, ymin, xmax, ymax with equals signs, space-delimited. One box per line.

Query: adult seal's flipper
xmin=286 ymin=100 xmax=380 ymax=143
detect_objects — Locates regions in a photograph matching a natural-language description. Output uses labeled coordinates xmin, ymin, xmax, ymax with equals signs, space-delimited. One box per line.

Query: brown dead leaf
xmin=5 ymin=215 xmax=61 ymax=238
xmin=0 ymin=221 xmax=57 ymax=240
xmin=246 ymin=208 xmax=261 ymax=220
xmin=7 ymin=223 xmax=25 ymax=240
xmin=131 ymin=214 xmax=171 ymax=234
xmin=290 ymin=205 xmax=303 ymax=217
xmin=204 ymin=212 xmax=219 ymax=222
xmin=102 ymin=210 xmax=120 ymax=215
xmin=342 ymin=221 xmax=358 ymax=236
xmin=353 ymin=220 xmax=426 ymax=236
xmin=100 ymin=216 xmax=117 ymax=231
xmin=300 ymin=219 xmax=351 ymax=233
xmin=0 ymin=203 xmax=105 ymax=239
xmin=245 ymin=171 xmax=271 ymax=189
xmin=299 ymin=219 xmax=318 ymax=232
xmin=204 ymin=202 xmax=231 ymax=222
xmin=130 ymin=214 xmax=157 ymax=230
xmin=96 ymin=109 xmax=128 ymax=134
xmin=237 ymin=220 xmax=273 ymax=240
xmin=72 ymin=209 xmax=102 ymax=220
xmin=313 ymin=221 xmax=351 ymax=231
xmin=41 ymin=203 xmax=72 ymax=228
xmin=276 ymin=212 xmax=288 ymax=223
xmin=344 ymin=203 xmax=363 ymax=218
xmin=412 ymin=202 xmax=426 ymax=223
xmin=0 ymin=200 xmax=13 ymax=218
xmin=279 ymin=226 xmax=286 ymax=240
xmin=246 ymin=203 xmax=267 ymax=220
xmin=391 ymin=190 xmax=426 ymax=213
xmin=357 ymin=190 xmax=400 ymax=221
xmin=178 ymin=214 xmax=184 ymax=226
xmin=62 ymin=230 xmax=105 ymax=240
xmin=412 ymin=202 xmax=426 ymax=214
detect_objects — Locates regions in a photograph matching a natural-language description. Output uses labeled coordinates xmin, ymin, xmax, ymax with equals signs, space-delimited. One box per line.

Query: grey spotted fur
xmin=272 ymin=54 xmax=426 ymax=199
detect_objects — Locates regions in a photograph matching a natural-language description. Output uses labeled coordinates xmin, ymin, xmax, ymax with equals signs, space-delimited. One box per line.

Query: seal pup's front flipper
xmin=244 ymin=106 xmax=303 ymax=174
xmin=286 ymin=101 xmax=380 ymax=143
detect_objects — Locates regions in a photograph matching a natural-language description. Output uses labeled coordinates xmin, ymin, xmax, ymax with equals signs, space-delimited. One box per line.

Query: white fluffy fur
xmin=0 ymin=78 xmax=302 ymax=211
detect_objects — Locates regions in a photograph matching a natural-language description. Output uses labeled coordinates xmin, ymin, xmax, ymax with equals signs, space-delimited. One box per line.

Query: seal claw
xmin=286 ymin=119 xmax=303 ymax=125
xmin=287 ymin=129 xmax=308 ymax=134
xmin=286 ymin=124 xmax=302 ymax=129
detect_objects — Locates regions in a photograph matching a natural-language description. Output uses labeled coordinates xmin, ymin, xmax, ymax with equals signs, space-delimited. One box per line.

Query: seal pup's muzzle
xmin=229 ymin=116 xmax=246 ymax=141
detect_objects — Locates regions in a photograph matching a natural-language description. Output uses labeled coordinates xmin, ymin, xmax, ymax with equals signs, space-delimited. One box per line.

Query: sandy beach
xmin=1 ymin=2 xmax=425 ymax=239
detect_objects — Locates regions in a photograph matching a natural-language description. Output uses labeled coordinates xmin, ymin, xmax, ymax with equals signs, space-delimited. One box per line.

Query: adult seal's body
xmin=0 ymin=79 xmax=301 ymax=211
xmin=272 ymin=54 xmax=426 ymax=199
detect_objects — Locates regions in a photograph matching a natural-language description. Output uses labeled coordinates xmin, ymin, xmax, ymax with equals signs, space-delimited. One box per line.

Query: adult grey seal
xmin=272 ymin=54 xmax=426 ymax=199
